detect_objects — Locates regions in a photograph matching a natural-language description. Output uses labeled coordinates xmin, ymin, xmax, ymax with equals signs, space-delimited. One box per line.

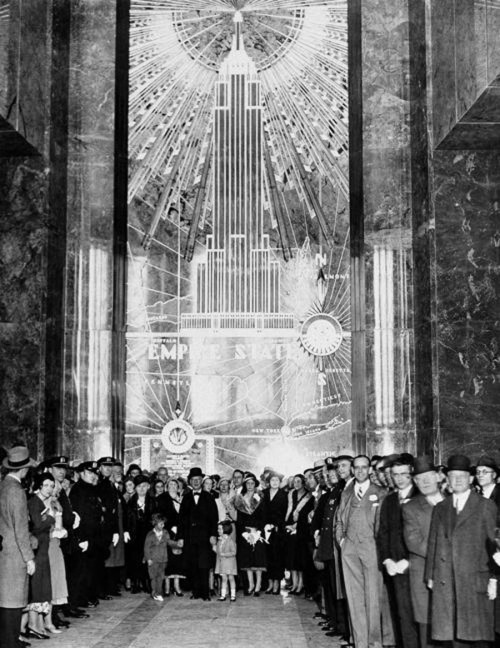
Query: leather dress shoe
xmin=65 ymin=609 xmax=89 ymax=618
xmin=99 ymin=594 xmax=113 ymax=600
xmin=86 ymin=600 xmax=99 ymax=608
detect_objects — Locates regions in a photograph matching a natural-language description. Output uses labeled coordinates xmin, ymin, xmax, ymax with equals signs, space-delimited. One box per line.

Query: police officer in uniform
xmin=96 ymin=457 xmax=120 ymax=599
xmin=311 ymin=459 xmax=350 ymax=640
xmin=69 ymin=461 xmax=105 ymax=608
xmin=47 ymin=456 xmax=88 ymax=621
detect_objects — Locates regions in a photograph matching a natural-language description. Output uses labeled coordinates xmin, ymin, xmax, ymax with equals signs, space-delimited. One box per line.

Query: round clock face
xmin=300 ymin=314 xmax=344 ymax=357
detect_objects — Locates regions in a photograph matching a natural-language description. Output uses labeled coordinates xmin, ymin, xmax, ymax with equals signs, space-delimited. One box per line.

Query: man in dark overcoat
xmin=96 ymin=456 xmax=120 ymax=598
xmin=70 ymin=461 xmax=105 ymax=608
xmin=402 ymin=456 xmax=444 ymax=648
xmin=179 ymin=467 xmax=218 ymax=600
xmin=425 ymin=454 xmax=497 ymax=645
xmin=0 ymin=446 xmax=36 ymax=648
xmin=377 ymin=455 xmax=419 ymax=648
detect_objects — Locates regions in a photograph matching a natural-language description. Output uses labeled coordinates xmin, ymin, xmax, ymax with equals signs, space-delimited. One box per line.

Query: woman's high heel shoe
xmin=174 ymin=590 xmax=184 ymax=597
xmin=26 ymin=627 xmax=50 ymax=639
xmin=246 ymin=588 xmax=254 ymax=596
xmin=45 ymin=624 xmax=63 ymax=634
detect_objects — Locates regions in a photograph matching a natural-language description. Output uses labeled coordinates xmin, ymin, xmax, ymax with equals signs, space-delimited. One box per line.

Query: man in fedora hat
xmin=425 ymin=454 xmax=497 ymax=645
xmin=179 ymin=467 xmax=218 ymax=600
xmin=0 ymin=446 xmax=36 ymax=648
xmin=402 ymin=456 xmax=444 ymax=648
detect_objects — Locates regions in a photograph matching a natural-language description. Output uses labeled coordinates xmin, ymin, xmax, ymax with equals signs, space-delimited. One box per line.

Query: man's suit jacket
xmin=0 ymin=475 xmax=34 ymax=608
xmin=424 ymin=490 xmax=496 ymax=642
xmin=179 ymin=490 xmax=218 ymax=569
xmin=335 ymin=481 xmax=386 ymax=546
xmin=402 ymin=493 xmax=435 ymax=624
xmin=377 ymin=486 xmax=417 ymax=564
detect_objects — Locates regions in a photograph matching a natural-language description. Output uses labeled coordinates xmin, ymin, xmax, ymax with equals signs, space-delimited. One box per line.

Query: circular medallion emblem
xmin=161 ymin=419 xmax=196 ymax=454
xmin=299 ymin=313 xmax=343 ymax=357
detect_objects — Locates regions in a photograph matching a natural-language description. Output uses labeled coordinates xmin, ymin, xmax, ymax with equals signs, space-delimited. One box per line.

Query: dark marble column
xmin=0 ymin=0 xmax=51 ymax=454
xmin=350 ymin=0 xmax=435 ymax=455
xmin=54 ymin=0 xmax=118 ymax=460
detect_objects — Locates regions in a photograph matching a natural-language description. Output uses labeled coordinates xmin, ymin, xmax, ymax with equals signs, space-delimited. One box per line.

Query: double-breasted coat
xmin=424 ymin=490 xmax=497 ymax=642
xmin=0 ymin=475 xmax=34 ymax=608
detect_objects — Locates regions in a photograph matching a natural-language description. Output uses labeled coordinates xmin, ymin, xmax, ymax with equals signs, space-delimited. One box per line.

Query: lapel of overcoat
xmin=453 ymin=490 xmax=477 ymax=530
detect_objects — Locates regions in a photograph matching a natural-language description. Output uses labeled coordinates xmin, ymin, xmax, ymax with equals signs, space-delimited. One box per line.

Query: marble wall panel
xmin=3 ymin=0 xmax=51 ymax=153
xmin=454 ymin=0 xmax=477 ymax=119
xmin=434 ymin=149 xmax=500 ymax=460
xmin=0 ymin=156 xmax=48 ymax=455
xmin=474 ymin=0 xmax=488 ymax=92
xmin=429 ymin=0 xmax=457 ymax=146
xmin=486 ymin=0 xmax=500 ymax=83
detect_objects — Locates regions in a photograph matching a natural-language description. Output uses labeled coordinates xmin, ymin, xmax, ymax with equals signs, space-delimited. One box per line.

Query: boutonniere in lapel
xmin=369 ymin=494 xmax=379 ymax=507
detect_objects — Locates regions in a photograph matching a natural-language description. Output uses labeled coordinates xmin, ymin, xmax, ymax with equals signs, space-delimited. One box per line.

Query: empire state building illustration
xmin=181 ymin=12 xmax=295 ymax=336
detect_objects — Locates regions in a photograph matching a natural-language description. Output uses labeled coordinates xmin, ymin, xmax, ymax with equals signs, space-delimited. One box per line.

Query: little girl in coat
xmin=144 ymin=513 xmax=182 ymax=601
xmin=213 ymin=521 xmax=238 ymax=601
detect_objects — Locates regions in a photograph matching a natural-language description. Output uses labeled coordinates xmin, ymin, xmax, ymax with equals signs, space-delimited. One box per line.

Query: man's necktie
xmin=356 ymin=486 xmax=362 ymax=500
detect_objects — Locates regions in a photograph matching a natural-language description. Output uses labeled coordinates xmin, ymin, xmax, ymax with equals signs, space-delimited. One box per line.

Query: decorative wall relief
xmin=126 ymin=0 xmax=351 ymax=474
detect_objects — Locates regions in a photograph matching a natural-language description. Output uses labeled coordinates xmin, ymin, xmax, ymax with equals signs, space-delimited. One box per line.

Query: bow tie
xmin=193 ymin=491 xmax=201 ymax=495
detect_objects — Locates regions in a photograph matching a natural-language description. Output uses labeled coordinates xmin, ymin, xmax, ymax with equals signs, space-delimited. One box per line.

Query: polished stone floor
xmin=47 ymin=590 xmax=343 ymax=648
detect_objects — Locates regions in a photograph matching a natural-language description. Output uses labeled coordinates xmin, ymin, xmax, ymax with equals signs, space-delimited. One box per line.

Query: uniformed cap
xmin=336 ymin=448 xmax=355 ymax=463
xmin=78 ymin=461 xmax=99 ymax=473
xmin=47 ymin=456 xmax=70 ymax=468
xmin=97 ymin=456 xmax=115 ymax=466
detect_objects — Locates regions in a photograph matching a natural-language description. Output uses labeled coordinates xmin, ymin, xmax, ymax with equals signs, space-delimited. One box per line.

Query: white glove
xmin=487 ymin=579 xmax=497 ymax=601
xmin=384 ymin=559 xmax=398 ymax=576
xmin=72 ymin=512 xmax=81 ymax=530
xmin=27 ymin=559 xmax=36 ymax=576
xmin=493 ymin=551 xmax=500 ymax=567
xmin=123 ymin=532 xmax=131 ymax=543
xmin=78 ymin=541 xmax=89 ymax=552
xmin=395 ymin=559 xmax=409 ymax=574
xmin=171 ymin=526 xmax=177 ymax=535
xmin=427 ymin=579 xmax=433 ymax=590
xmin=112 ymin=533 xmax=119 ymax=547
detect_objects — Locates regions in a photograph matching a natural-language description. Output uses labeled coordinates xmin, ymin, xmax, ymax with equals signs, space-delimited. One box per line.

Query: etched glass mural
xmin=126 ymin=0 xmax=350 ymax=475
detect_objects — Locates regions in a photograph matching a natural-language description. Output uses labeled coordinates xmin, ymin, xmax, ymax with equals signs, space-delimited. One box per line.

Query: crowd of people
xmin=0 ymin=444 xmax=500 ymax=648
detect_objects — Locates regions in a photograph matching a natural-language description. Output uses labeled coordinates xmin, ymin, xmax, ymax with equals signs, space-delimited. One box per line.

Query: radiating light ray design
xmin=126 ymin=0 xmax=351 ymax=470
xmin=129 ymin=0 xmax=348 ymax=246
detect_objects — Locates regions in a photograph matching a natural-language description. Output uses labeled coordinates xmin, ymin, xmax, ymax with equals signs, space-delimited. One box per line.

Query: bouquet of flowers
xmin=242 ymin=528 xmax=268 ymax=547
